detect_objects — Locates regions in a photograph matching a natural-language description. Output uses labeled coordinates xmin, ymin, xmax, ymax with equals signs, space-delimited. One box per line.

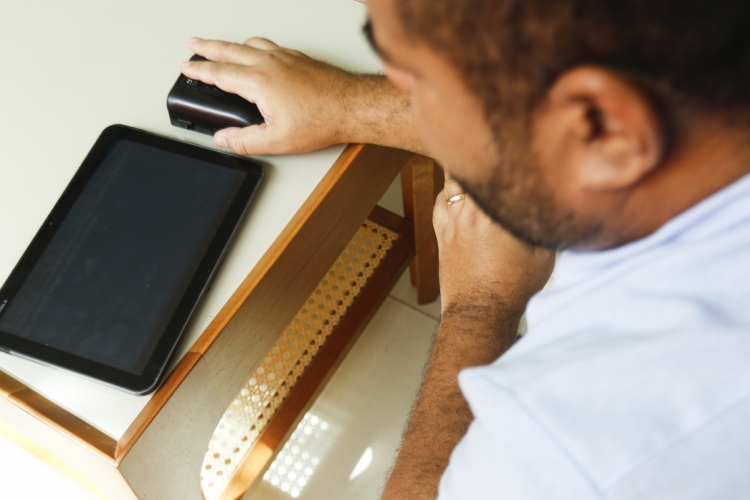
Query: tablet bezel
xmin=0 ymin=125 xmax=264 ymax=394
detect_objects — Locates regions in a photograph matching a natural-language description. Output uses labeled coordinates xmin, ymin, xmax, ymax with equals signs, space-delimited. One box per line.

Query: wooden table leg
xmin=400 ymin=155 xmax=444 ymax=305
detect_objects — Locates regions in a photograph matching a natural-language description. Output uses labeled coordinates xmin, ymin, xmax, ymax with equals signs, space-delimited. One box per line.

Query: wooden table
xmin=0 ymin=1 xmax=440 ymax=498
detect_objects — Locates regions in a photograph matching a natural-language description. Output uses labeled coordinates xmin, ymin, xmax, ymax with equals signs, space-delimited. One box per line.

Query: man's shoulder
xmin=460 ymin=326 xmax=750 ymax=494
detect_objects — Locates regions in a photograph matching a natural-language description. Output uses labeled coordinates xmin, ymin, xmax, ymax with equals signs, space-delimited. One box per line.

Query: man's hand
xmin=381 ymin=176 xmax=554 ymax=500
xmin=180 ymin=37 xmax=425 ymax=155
xmin=434 ymin=177 xmax=555 ymax=319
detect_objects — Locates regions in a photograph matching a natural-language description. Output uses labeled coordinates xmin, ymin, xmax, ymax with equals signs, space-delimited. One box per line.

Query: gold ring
xmin=446 ymin=193 xmax=466 ymax=206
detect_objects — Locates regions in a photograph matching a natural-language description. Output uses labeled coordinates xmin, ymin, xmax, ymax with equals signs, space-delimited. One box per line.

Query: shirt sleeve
xmin=438 ymin=376 xmax=601 ymax=500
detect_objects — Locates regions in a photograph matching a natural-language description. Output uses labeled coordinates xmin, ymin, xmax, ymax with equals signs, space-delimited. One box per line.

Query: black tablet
xmin=0 ymin=125 xmax=264 ymax=394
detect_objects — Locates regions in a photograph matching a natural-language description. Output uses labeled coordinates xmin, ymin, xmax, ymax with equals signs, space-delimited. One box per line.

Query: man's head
xmin=365 ymin=0 xmax=750 ymax=249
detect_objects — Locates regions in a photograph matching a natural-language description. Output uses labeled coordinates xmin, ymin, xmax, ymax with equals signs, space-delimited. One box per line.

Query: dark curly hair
xmin=396 ymin=0 xmax=750 ymax=136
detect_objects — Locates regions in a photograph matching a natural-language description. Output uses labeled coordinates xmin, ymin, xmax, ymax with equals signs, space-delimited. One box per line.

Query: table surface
xmin=0 ymin=0 xmax=380 ymax=441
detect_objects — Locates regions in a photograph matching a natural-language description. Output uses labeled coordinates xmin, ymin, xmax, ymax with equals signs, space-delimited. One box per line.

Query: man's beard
xmin=452 ymin=132 xmax=605 ymax=250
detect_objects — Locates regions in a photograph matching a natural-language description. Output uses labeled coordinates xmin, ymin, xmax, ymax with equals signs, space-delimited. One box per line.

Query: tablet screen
xmin=0 ymin=134 xmax=250 ymax=380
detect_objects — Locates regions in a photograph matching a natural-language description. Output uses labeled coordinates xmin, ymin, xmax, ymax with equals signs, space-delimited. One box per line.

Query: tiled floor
xmin=240 ymin=177 xmax=441 ymax=499
xmin=245 ymin=284 xmax=438 ymax=500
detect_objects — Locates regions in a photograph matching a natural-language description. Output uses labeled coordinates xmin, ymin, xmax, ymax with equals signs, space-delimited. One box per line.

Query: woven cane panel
xmin=201 ymin=219 xmax=399 ymax=499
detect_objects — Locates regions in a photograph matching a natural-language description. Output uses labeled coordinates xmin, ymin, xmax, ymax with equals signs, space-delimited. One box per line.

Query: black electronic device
xmin=167 ymin=55 xmax=264 ymax=135
xmin=0 ymin=125 xmax=264 ymax=394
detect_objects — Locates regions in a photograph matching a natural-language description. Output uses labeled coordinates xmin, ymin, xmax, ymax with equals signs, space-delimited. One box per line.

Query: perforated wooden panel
xmin=201 ymin=219 xmax=399 ymax=498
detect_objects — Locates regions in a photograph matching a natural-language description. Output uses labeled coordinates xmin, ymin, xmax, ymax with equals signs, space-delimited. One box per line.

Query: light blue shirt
xmin=439 ymin=174 xmax=750 ymax=499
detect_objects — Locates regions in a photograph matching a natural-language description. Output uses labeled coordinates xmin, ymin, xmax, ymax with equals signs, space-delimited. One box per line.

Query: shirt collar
xmin=553 ymin=172 xmax=750 ymax=284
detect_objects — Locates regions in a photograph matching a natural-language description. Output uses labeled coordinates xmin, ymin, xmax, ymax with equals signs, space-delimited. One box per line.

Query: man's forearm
xmin=381 ymin=174 xmax=555 ymax=499
xmin=343 ymin=75 xmax=427 ymax=155
xmin=381 ymin=301 xmax=522 ymax=500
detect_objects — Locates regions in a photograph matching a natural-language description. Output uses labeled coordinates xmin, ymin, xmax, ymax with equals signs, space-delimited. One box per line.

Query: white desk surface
xmin=0 ymin=0 xmax=381 ymax=440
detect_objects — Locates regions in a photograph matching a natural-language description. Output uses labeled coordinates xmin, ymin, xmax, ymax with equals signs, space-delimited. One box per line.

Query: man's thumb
xmin=214 ymin=125 xmax=272 ymax=155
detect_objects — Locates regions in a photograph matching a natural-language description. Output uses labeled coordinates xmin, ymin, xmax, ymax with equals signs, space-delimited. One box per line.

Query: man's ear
xmin=535 ymin=66 xmax=665 ymax=191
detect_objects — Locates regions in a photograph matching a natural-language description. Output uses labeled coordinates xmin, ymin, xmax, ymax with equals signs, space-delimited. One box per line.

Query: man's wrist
xmin=441 ymin=289 xmax=528 ymax=328
xmin=438 ymin=298 xmax=524 ymax=365
xmin=338 ymin=74 xmax=425 ymax=153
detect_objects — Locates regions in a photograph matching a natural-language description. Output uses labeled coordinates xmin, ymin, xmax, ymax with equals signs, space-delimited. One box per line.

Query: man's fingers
xmin=243 ymin=37 xmax=280 ymax=50
xmin=213 ymin=127 xmax=241 ymax=150
xmin=215 ymin=125 xmax=279 ymax=156
xmin=433 ymin=188 xmax=450 ymax=235
xmin=180 ymin=60 xmax=263 ymax=100
xmin=215 ymin=126 xmax=261 ymax=155
xmin=189 ymin=38 xmax=253 ymax=65
xmin=435 ymin=172 xmax=472 ymax=230
xmin=188 ymin=37 xmax=269 ymax=66
xmin=443 ymin=177 xmax=465 ymax=200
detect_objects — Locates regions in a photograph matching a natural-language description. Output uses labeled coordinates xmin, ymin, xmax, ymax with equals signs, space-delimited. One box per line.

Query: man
xmin=181 ymin=0 xmax=750 ymax=497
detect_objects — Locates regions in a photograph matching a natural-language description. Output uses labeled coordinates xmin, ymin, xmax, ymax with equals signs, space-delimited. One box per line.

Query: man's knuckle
xmin=229 ymin=43 xmax=249 ymax=58
xmin=262 ymin=52 xmax=279 ymax=63
xmin=207 ymin=62 xmax=222 ymax=77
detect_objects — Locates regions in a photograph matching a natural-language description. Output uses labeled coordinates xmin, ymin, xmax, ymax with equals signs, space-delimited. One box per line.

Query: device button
xmin=177 ymin=119 xmax=194 ymax=131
